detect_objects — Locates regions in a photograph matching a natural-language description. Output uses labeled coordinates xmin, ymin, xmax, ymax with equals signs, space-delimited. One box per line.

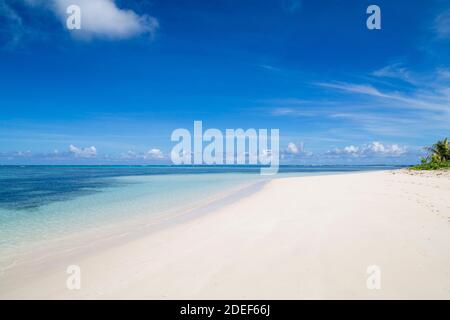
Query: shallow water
xmin=0 ymin=165 xmax=399 ymax=266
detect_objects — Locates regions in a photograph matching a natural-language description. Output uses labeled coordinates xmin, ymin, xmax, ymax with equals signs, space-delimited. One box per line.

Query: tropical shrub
xmin=411 ymin=138 xmax=450 ymax=170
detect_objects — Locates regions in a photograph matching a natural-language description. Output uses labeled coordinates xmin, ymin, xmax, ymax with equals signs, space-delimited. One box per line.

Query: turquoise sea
xmin=0 ymin=165 xmax=400 ymax=268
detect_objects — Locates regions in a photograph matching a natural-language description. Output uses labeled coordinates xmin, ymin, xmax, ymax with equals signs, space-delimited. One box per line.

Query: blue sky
xmin=0 ymin=0 xmax=449 ymax=164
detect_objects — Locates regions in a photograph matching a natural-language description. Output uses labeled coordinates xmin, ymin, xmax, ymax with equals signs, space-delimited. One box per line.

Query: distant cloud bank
xmin=326 ymin=142 xmax=407 ymax=157
xmin=69 ymin=144 xmax=97 ymax=157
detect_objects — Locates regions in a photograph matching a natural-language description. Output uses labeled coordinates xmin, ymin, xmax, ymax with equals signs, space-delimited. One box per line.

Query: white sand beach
xmin=1 ymin=170 xmax=449 ymax=299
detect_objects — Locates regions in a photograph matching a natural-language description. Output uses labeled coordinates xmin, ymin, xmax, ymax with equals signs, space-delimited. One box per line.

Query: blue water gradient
xmin=0 ymin=165 xmax=399 ymax=210
xmin=0 ymin=165 xmax=402 ymax=266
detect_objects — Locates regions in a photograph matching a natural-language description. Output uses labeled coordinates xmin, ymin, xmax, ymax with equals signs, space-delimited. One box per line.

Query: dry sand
xmin=1 ymin=170 xmax=449 ymax=299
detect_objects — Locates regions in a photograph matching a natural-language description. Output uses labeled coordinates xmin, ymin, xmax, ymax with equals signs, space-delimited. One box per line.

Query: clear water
xmin=0 ymin=165 xmax=400 ymax=267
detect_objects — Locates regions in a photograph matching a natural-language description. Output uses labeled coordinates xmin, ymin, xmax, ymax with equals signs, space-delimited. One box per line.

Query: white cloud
xmin=327 ymin=142 xmax=406 ymax=157
xmin=120 ymin=149 xmax=165 ymax=160
xmin=286 ymin=142 xmax=299 ymax=154
xmin=282 ymin=142 xmax=313 ymax=158
xmin=343 ymin=145 xmax=359 ymax=154
xmin=145 ymin=148 xmax=164 ymax=159
xmin=69 ymin=144 xmax=97 ymax=157
xmin=28 ymin=0 xmax=158 ymax=40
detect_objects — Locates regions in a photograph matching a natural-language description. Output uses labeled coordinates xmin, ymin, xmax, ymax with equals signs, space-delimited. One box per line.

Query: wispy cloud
xmin=265 ymin=64 xmax=450 ymax=142
xmin=258 ymin=64 xmax=281 ymax=72
xmin=328 ymin=112 xmax=427 ymax=137
xmin=317 ymin=80 xmax=450 ymax=113
xmin=263 ymin=98 xmax=337 ymax=117
xmin=434 ymin=8 xmax=450 ymax=39
xmin=0 ymin=0 xmax=36 ymax=48
xmin=437 ymin=67 xmax=450 ymax=79
xmin=281 ymin=0 xmax=302 ymax=14
xmin=271 ymin=107 xmax=316 ymax=117
xmin=372 ymin=63 xmax=416 ymax=85
xmin=318 ymin=82 xmax=387 ymax=98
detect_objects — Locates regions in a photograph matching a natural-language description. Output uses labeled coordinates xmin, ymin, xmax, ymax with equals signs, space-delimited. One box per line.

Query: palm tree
xmin=426 ymin=138 xmax=450 ymax=162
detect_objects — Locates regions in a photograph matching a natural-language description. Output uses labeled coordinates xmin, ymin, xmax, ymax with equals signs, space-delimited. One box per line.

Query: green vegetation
xmin=411 ymin=138 xmax=450 ymax=170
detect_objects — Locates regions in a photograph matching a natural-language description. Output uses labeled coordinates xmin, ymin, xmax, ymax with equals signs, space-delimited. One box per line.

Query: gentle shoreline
xmin=0 ymin=177 xmax=267 ymax=276
xmin=1 ymin=170 xmax=449 ymax=299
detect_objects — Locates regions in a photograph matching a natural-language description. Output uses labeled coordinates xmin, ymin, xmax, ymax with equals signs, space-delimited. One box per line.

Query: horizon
xmin=0 ymin=164 xmax=408 ymax=167
xmin=1 ymin=0 xmax=450 ymax=165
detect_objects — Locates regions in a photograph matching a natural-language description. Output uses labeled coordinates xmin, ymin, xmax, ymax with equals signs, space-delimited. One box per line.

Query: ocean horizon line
xmin=0 ymin=164 xmax=409 ymax=168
